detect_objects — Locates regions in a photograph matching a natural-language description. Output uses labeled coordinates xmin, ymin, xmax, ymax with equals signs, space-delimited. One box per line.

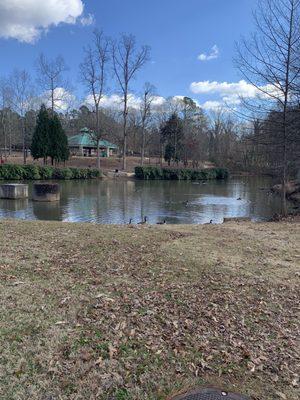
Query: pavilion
xmin=68 ymin=128 xmax=118 ymax=157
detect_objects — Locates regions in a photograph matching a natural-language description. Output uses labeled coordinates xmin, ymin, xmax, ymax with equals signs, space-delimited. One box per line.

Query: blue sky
xmin=0 ymin=0 xmax=256 ymax=109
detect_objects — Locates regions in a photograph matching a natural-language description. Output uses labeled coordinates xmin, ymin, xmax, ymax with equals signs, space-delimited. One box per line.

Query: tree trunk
xmin=51 ymin=79 xmax=55 ymax=116
xmin=280 ymin=1 xmax=294 ymax=217
xmin=282 ymin=111 xmax=288 ymax=216
xmin=140 ymin=118 xmax=146 ymax=166
xmin=122 ymin=96 xmax=128 ymax=171
xmin=160 ymin=142 xmax=163 ymax=167
xmin=97 ymin=139 xmax=101 ymax=170
xmin=95 ymin=105 xmax=101 ymax=170
xmin=8 ymin=126 xmax=12 ymax=156
xmin=4 ymin=127 xmax=7 ymax=160
xmin=122 ymin=133 xmax=127 ymax=170
xmin=22 ymin=118 xmax=26 ymax=165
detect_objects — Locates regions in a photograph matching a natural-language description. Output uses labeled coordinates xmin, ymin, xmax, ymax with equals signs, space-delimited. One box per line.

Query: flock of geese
xmin=127 ymin=196 xmax=244 ymax=225
xmin=128 ymin=216 xmax=214 ymax=225
xmin=128 ymin=217 xmax=166 ymax=225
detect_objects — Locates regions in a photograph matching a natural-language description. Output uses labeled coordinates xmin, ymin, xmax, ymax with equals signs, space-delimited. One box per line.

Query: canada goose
xmin=204 ymin=219 xmax=213 ymax=225
xmin=237 ymin=197 xmax=242 ymax=201
xmin=138 ymin=216 xmax=148 ymax=225
xmin=182 ymin=200 xmax=189 ymax=206
xmin=157 ymin=220 xmax=166 ymax=225
xmin=128 ymin=218 xmax=133 ymax=224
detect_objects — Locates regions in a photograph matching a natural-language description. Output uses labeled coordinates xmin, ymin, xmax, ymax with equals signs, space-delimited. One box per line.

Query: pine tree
xmin=48 ymin=113 xmax=69 ymax=165
xmin=31 ymin=104 xmax=50 ymax=163
xmin=164 ymin=144 xmax=175 ymax=166
xmin=160 ymin=113 xmax=184 ymax=164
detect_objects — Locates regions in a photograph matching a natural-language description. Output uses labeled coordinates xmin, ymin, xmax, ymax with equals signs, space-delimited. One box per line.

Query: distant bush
xmin=52 ymin=167 xmax=73 ymax=180
xmin=39 ymin=166 xmax=54 ymax=180
xmin=87 ymin=168 xmax=101 ymax=179
xmin=23 ymin=165 xmax=41 ymax=180
xmin=70 ymin=168 xmax=88 ymax=179
xmin=135 ymin=166 xmax=229 ymax=181
xmin=0 ymin=164 xmax=102 ymax=180
xmin=0 ymin=164 xmax=25 ymax=180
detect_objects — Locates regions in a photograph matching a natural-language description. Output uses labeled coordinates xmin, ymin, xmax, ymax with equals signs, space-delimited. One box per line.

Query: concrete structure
xmin=0 ymin=184 xmax=28 ymax=199
xmin=33 ymin=183 xmax=60 ymax=202
xmin=68 ymin=128 xmax=118 ymax=157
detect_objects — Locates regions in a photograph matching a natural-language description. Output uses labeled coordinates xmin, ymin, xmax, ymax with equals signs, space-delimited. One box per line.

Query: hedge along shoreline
xmin=135 ymin=166 xmax=229 ymax=180
xmin=0 ymin=164 xmax=102 ymax=180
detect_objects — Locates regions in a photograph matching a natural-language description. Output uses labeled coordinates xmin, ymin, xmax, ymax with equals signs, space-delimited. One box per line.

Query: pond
xmin=0 ymin=176 xmax=290 ymax=224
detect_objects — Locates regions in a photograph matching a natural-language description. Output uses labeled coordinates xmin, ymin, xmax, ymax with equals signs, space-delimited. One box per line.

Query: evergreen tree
xmin=48 ymin=113 xmax=69 ymax=165
xmin=164 ymin=144 xmax=175 ymax=166
xmin=160 ymin=113 xmax=184 ymax=164
xmin=31 ymin=104 xmax=50 ymax=163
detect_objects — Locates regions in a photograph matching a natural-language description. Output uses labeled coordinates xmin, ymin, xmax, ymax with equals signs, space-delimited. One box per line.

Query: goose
xmin=128 ymin=218 xmax=133 ymax=225
xmin=204 ymin=219 xmax=213 ymax=225
xmin=237 ymin=197 xmax=242 ymax=201
xmin=138 ymin=216 xmax=148 ymax=225
xmin=157 ymin=220 xmax=166 ymax=225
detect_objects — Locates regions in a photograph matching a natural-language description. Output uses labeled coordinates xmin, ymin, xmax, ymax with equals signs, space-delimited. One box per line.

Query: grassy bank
xmin=0 ymin=164 xmax=101 ymax=180
xmin=0 ymin=220 xmax=299 ymax=400
xmin=135 ymin=166 xmax=228 ymax=180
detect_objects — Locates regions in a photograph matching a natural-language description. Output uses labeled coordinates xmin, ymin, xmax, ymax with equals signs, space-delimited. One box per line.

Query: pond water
xmin=0 ymin=176 xmax=289 ymax=224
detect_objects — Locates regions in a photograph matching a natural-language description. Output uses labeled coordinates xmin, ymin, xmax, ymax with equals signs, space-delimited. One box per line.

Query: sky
xmin=0 ymin=0 xmax=257 ymax=111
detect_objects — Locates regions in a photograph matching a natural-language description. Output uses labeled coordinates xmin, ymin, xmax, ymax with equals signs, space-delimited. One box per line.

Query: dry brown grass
xmin=0 ymin=220 xmax=299 ymax=400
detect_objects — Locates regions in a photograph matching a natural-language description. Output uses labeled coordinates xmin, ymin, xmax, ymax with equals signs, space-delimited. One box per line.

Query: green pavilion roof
xmin=68 ymin=129 xmax=118 ymax=149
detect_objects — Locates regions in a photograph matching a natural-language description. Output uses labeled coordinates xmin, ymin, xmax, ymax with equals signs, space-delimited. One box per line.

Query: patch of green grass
xmin=115 ymin=388 xmax=131 ymax=400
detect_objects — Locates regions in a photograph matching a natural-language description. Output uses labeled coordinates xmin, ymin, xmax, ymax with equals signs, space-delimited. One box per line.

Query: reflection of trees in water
xmin=24 ymin=176 xmax=284 ymax=224
xmin=32 ymin=201 xmax=64 ymax=221
xmin=59 ymin=180 xmax=138 ymax=223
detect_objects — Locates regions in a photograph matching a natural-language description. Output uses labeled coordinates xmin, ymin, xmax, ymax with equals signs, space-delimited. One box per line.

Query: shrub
xmin=135 ymin=166 xmax=163 ymax=180
xmin=215 ymin=167 xmax=229 ymax=179
xmin=52 ymin=167 xmax=73 ymax=180
xmin=135 ymin=166 xmax=229 ymax=181
xmin=77 ymin=168 xmax=89 ymax=179
xmin=87 ymin=168 xmax=102 ymax=179
xmin=22 ymin=165 xmax=41 ymax=180
xmin=0 ymin=164 xmax=25 ymax=180
xmin=0 ymin=164 xmax=102 ymax=181
xmin=39 ymin=166 xmax=54 ymax=180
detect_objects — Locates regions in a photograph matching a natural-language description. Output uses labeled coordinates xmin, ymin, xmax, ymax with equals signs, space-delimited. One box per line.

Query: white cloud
xmin=190 ymin=79 xmax=282 ymax=110
xmin=201 ymin=100 xmax=223 ymax=111
xmin=85 ymin=94 xmax=168 ymax=111
xmin=0 ymin=0 xmax=85 ymax=43
xmin=80 ymin=13 xmax=94 ymax=26
xmin=40 ymin=87 xmax=76 ymax=111
xmin=190 ymin=80 xmax=260 ymax=98
xmin=198 ymin=45 xmax=219 ymax=62
xmin=151 ymin=96 xmax=167 ymax=107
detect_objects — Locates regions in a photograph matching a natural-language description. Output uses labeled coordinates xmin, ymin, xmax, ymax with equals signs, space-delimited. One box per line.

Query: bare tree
xmin=236 ymin=0 xmax=300 ymax=215
xmin=37 ymin=53 xmax=69 ymax=115
xmin=0 ymin=78 xmax=13 ymax=160
xmin=80 ymin=30 xmax=110 ymax=169
xmin=139 ymin=83 xmax=155 ymax=165
xmin=112 ymin=34 xmax=150 ymax=170
xmin=9 ymin=70 xmax=34 ymax=164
